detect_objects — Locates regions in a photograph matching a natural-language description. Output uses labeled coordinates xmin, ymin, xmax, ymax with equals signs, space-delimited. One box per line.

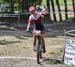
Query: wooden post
xmin=56 ymin=0 xmax=62 ymax=21
xmin=72 ymin=0 xmax=75 ymax=17
xmin=51 ymin=0 xmax=57 ymax=21
xmin=64 ymin=0 xmax=68 ymax=20
xmin=46 ymin=0 xmax=51 ymax=20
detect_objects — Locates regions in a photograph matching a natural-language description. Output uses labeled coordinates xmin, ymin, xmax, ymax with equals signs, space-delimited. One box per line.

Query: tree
xmin=51 ymin=0 xmax=57 ymax=21
xmin=72 ymin=0 xmax=75 ymax=17
xmin=29 ymin=0 xmax=42 ymax=6
xmin=46 ymin=0 xmax=51 ymax=20
xmin=0 ymin=0 xmax=9 ymax=3
xmin=21 ymin=0 xmax=29 ymax=11
xmin=10 ymin=0 xmax=14 ymax=13
xmin=64 ymin=0 xmax=68 ymax=20
xmin=56 ymin=0 xmax=62 ymax=21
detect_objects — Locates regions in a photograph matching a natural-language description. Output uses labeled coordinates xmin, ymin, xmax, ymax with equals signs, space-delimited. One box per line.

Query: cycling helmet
xmin=29 ymin=6 xmax=36 ymax=13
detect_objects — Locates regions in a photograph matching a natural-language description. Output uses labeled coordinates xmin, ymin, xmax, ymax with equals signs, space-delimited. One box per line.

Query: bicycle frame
xmin=34 ymin=30 xmax=41 ymax=36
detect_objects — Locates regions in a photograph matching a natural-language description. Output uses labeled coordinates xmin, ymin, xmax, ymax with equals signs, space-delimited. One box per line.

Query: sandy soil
xmin=0 ymin=35 xmax=65 ymax=58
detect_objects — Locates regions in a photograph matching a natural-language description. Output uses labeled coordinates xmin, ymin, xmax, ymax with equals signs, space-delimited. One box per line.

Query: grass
xmin=41 ymin=0 xmax=73 ymax=6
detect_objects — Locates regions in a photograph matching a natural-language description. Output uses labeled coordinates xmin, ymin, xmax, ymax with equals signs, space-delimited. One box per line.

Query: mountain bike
xmin=26 ymin=30 xmax=44 ymax=64
xmin=34 ymin=30 xmax=43 ymax=64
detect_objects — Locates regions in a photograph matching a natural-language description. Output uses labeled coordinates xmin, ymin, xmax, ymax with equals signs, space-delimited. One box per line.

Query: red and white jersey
xmin=28 ymin=12 xmax=43 ymax=23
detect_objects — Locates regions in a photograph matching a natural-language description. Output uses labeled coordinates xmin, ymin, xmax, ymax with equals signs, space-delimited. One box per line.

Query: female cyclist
xmin=26 ymin=6 xmax=47 ymax=53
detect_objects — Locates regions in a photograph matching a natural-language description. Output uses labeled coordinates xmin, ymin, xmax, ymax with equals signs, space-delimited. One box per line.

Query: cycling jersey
xmin=28 ymin=12 xmax=44 ymax=31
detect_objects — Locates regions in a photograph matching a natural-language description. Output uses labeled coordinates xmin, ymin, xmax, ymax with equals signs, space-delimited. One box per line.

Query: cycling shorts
xmin=33 ymin=23 xmax=45 ymax=35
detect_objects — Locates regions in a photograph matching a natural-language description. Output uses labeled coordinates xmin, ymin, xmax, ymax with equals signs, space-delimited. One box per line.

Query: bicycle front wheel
xmin=36 ymin=36 xmax=42 ymax=64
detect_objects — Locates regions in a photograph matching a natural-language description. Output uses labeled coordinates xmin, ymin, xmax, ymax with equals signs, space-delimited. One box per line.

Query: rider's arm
xmin=26 ymin=16 xmax=32 ymax=31
xmin=41 ymin=9 xmax=47 ymax=15
xmin=39 ymin=9 xmax=47 ymax=18
xmin=26 ymin=22 xmax=31 ymax=31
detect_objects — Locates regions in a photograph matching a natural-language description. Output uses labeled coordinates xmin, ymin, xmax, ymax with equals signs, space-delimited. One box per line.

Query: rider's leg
xmin=33 ymin=34 xmax=36 ymax=46
xmin=41 ymin=34 xmax=46 ymax=53
xmin=33 ymin=31 xmax=36 ymax=51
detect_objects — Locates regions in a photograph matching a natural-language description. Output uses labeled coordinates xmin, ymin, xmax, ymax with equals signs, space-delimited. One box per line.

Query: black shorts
xmin=34 ymin=23 xmax=44 ymax=31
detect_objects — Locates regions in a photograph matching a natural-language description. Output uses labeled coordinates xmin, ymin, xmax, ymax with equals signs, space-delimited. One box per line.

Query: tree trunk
xmin=21 ymin=0 xmax=29 ymax=11
xmin=64 ymin=0 xmax=68 ymax=20
xmin=72 ymin=0 xmax=75 ymax=17
xmin=10 ymin=0 xmax=14 ymax=13
xmin=51 ymin=0 xmax=57 ymax=21
xmin=56 ymin=0 xmax=62 ymax=21
xmin=46 ymin=0 xmax=51 ymax=20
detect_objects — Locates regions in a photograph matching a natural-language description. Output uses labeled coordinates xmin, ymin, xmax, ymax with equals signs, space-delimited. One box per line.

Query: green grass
xmin=41 ymin=0 xmax=72 ymax=6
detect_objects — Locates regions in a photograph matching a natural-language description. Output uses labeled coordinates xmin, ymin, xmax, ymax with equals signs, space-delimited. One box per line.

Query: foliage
xmin=0 ymin=0 xmax=9 ymax=3
xmin=28 ymin=0 xmax=43 ymax=6
xmin=14 ymin=0 xmax=21 ymax=11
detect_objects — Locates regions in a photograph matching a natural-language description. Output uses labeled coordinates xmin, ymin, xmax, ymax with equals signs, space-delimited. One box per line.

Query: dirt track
xmin=0 ymin=22 xmax=75 ymax=66
xmin=0 ymin=58 xmax=74 ymax=67
xmin=0 ymin=29 xmax=66 ymax=66
xmin=0 ymin=36 xmax=65 ymax=57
